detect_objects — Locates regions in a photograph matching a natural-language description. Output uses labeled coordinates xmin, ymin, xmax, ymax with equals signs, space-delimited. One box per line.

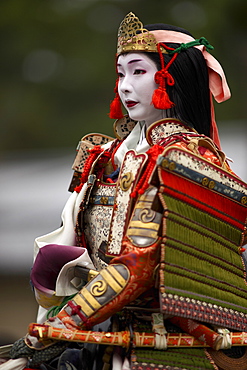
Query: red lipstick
xmin=126 ymin=100 xmax=138 ymax=108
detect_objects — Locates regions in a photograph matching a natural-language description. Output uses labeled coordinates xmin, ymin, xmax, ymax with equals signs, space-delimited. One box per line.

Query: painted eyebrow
xmin=117 ymin=59 xmax=143 ymax=67
xmin=128 ymin=59 xmax=142 ymax=65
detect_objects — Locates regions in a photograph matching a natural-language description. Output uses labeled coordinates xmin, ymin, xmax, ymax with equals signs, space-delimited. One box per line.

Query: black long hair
xmin=145 ymin=23 xmax=211 ymax=138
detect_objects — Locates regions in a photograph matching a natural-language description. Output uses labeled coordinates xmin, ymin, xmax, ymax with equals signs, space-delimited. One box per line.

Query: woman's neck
xmin=142 ymin=106 xmax=180 ymax=128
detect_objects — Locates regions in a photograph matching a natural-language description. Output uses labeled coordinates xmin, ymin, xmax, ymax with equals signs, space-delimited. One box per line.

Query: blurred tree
xmin=0 ymin=0 xmax=246 ymax=153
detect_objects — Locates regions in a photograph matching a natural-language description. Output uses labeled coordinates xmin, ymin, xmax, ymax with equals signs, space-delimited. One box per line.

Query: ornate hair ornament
xmin=117 ymin=12 xmax=164 ymax=55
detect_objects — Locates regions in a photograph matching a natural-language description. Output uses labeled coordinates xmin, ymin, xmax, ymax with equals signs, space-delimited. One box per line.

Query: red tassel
xmin=74 ymin=183 xmax=83 ymax=193
xmin=74 ymin=145 xmax=103 ymax=192
xmin=151 ymin=43 xmax=178 ymax=110
xmin=152 ymin=86 xmax=175 ymax=110
xmin=109 ymin=79 xmax=124 ymax=119
xmin=109 ymin=93 xmax=124 ymax=119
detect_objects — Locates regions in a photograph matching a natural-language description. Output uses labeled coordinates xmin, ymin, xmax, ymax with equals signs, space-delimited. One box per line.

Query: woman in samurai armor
xmin=2 ymin=11 xmax=247 ymax=370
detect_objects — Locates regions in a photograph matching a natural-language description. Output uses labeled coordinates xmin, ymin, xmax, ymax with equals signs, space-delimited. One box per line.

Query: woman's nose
xmin=119 ymin=77 xmax=132 ymax=93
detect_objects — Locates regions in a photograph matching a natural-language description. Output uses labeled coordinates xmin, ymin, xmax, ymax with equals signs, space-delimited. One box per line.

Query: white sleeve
xmin=33 ymin=183 xmax=88 ymax=260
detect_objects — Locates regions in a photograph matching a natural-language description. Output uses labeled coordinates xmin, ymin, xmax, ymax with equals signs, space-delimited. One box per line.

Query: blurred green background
xmin=1 ymin=0 xmax=247 ymax=154
xmin=0 ymin=0 xmax=246 ymax=345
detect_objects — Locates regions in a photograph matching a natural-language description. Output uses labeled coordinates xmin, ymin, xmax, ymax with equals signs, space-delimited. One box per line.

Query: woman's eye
xmin=134 ymin=69 xmax=146 ymax=75
xmin=117 ymin=72 xmax=124 ymax=78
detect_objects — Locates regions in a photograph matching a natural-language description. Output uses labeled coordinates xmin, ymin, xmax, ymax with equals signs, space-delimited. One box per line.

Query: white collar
xmin=114 ymin=122 xmax=150 ymax=167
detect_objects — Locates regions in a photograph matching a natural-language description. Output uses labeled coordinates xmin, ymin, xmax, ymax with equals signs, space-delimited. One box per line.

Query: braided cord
xmin=168 ymin=37 xmax=214 ymax=54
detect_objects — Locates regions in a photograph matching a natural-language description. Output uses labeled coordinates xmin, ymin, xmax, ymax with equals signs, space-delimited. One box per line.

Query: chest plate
xmin=84 ymin=182 xmax=116 ymax=270
xmin=83 ymin=149 xmax=148 ymax=268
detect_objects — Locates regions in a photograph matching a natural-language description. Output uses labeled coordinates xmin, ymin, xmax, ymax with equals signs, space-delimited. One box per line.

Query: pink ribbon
xmin=150 ymin=30 xmax=231 ymax=103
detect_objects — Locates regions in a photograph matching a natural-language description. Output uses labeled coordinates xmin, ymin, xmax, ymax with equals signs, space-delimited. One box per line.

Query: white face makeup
xmin=117 ymin=53 xmax=163 ymax=127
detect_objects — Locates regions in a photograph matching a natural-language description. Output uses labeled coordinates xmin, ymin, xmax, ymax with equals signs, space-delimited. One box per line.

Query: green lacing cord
xmin=46 ymin=293 xmax=77 ymax=319
xmin=168 ymin=37 xmax=214 ymax=54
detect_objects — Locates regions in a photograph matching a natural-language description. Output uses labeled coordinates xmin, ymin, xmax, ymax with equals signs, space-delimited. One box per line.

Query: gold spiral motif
xmin=168 ymin=162 xmax=176 ymax=171
xmin=241 ymin=196 xmax=247 ymax=205
xmin=139 ymin=208 xmax=156 ymax=223
xmin=202 ymin=177 xmax=215 ymax=189
xmin=100 ymin=196 xmax=108 ymax=205
xmin=202 ymin=177 xmax=209 ymax=186
xmin=208 ymin=180 xmax=215 ymax=189
xmin=90 ymin=279 xmax=107 ymax=297
xmin=161 ymin=158 xmax=169 ymax=169
xmin=120 ymin=172 xmax=133 ymax=191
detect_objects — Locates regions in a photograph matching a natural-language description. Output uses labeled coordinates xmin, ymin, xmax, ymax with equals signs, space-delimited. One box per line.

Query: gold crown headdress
xmin=117 ymin=12 xmax=160 ymax=55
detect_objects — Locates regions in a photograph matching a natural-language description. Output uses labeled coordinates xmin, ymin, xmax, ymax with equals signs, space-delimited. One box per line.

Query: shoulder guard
xmin=68 ymin=133 xmax=114 ymax=192
xmin=157 ymin=145 xmax=247 ymax=331
xmin=146 ymin=118 xmax=194 ymax=146
xmin=113 ymin=115 xmax=137 ymax=140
